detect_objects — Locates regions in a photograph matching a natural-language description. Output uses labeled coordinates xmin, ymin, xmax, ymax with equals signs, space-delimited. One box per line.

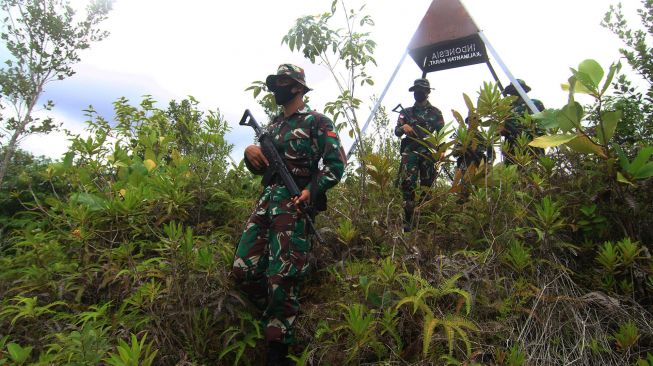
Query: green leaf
xmin=63 ymin=151 xmax=74 ymax=169
xmin=628 ymin=147 xmax=653 ymax=176
xmin=566 ymin=135 xmax=606 ymax=157
xmin=70 ymin=192 xmax=107 ymax=212
xmin=633 ymin=163 xmax=653 ymax=180
xmin=601 ymin=61 xmax=621 ymax=95
xmin=288 ymin=36 xmax=295 ymax=51
xmin=597 ymin=110 xmax=621 ymax=145
xmin=563 ymin=75 xmax=593 ymax=95
xmin=578 ymin=59 xmax=604 ymax=89
xmin=617 ymin=171 xmax=634 ymax=186
xmin=7 ymin=343 xmax=32 ymax=364
xmin=463 ymin=93 xmax=474 ymax=112
xmin=558 ymin=102 xmax=583 ymax=132
xmin=574 ymin=71 xmax=599 ymax=94
xmin=529 ymin=134 xmax=577 ymax=148
xmin=144 ymin=148 xmax=156 ymax=161
xmin=452 ymin=110 xmax=465 ymax=127
xmin=531 ymin=108 xmax=559 ymax=129
xmin=613 ymin=143 xmax=630 ymax=170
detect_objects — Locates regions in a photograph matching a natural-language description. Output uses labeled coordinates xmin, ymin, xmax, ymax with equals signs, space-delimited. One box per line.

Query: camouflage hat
xmin=265 ymin=63 xmax=312 ymax=92
xmin=408 ymin=78 xmax=433 ymax=92
xmin=504 ymin=79 xmax=531 ymax=95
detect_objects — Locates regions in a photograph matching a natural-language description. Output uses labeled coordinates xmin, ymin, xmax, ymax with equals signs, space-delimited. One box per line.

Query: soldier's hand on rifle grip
xmin=292 ymin=189 xmax=311 ymax=212
xmin=244 ymin=145 xmax=269 ymax=169
xmin=402 ymin=124 xmax=416 ymax=136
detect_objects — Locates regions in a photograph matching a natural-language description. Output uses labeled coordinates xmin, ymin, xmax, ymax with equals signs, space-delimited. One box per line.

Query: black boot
xmin=266 ymin=341 xmax=291 ymax=366
xmin=403 ymin=201 xmax=414 ymax=233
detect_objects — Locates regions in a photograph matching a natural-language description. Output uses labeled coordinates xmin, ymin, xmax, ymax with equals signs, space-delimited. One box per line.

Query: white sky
xmin=15 ymin=0 xmax=643 ymax=161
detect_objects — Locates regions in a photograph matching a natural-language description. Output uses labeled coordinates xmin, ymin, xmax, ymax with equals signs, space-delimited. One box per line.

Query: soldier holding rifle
xmin=394 ymin=78 xmax=444 ymax=232
xmin=232 ymin=64 xmax=346 ymax=366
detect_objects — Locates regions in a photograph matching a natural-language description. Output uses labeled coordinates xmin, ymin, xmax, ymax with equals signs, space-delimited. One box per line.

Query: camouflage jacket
xmin=245 ymin=104 xmax=347 ymax=196
xmin=452 ymin=130 xmax=493 ymax=167
xmin=394 ymin=101 xmax=444 ymax=152
xmin=503 ymin=98 xmax=545 ymax=143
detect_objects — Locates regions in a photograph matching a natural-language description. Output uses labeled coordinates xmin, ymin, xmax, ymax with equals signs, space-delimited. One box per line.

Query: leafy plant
xmin=636 ymin=353 xmax=653 ymax=366
xmin=5 ymin=342 xmax=32 ymax=365
xmin=363 ymin=152 xmax=396 ymax=194
xmin=336 ymin=217 xmax=358 ymax=246
xmin=613 ymin=321 xmax=639 ymax=352
xmin=333 ymin=303 xmax=384 ymax=362
xmin=502 ymin=240 xmax=533 ymax=273
xmin=422 ymin=313 xmax=479 ymax=357
xmin=577 ymin=204 xmax=607 ymax=236
xmin=497 ymin=344 xmax=527 ymax=366
xmin=596 ymin=241 xmax=621 ymax=274
xmin=617 ymin=238 xmax=642 ymax=267
xmin=614 ymin=145 xmax=653 ymax=185
xmin=527 ymin=196 xmax=566 ymax=246
xmin=0 ymin=296 xmax=66 ymax=326
xmin=104 ymin=333 xmax=158 ymax=366
xmin=219 ymin=312 xmax=262 ymax=366
xmin=46 ymin=322 xmax=111 ymax=365
xmin=395 ymin=272 xmax=477 ymax=357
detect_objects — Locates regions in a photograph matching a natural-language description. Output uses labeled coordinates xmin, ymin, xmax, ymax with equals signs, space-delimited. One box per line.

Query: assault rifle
xmin=393 ymin=103 xmax=435 ymax=152
xmin=239 ymin=109 xmax=325 ymax=245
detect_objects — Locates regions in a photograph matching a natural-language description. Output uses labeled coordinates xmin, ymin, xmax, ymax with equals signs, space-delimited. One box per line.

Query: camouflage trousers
xmin=232 ymin=185 xmax=311 ymax=344
xmin=398 ymin=150 xmax=436 ymax=225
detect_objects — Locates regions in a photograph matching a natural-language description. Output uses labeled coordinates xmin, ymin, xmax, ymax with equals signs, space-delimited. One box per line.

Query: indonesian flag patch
xmin=326 ymin=131 xmax=337 ymax=138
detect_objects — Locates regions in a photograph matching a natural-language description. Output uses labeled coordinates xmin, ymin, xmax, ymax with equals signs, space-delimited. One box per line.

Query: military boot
xmin=266 ymin=341 xmax=292 ymax=366
xmin=403 ymin=201 xmax=414 ymax=233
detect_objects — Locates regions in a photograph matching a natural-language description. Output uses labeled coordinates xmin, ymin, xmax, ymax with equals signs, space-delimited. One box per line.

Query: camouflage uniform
xmin=233 ymin=99 xmax=346 ymax=344
xmin=501 ymin=79 xmax=545 ymax=165
xmin=394 ymin=99 xmax=444 ymax=228
xmin=453 ymin=130 xmax=493 ymax=172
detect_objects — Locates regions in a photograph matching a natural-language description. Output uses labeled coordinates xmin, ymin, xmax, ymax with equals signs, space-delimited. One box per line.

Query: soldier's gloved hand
xmin=401 ymin=124 xmax=415 ymax=136
xmin=292 ymin=189 xmax=311 ymax=212
xmin=244 ymin=145 xmax=269 ymax=169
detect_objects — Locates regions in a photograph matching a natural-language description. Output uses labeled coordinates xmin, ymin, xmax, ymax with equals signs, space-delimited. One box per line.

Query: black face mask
xmin=273 ymin=84 xmax=297 ymax=106
xmin=414 ymin=91 xmax=428 ymax=103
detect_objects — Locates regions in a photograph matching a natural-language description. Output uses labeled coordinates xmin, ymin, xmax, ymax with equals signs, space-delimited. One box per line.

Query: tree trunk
xmin=0 ymin=94 xmax=38 ymax=190
xmin=0 ymin=120 xmax=29 ymax=189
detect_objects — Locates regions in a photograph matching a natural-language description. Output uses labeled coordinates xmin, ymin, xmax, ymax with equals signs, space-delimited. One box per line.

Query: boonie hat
xmin=265 ymin=64 xmax=312 ymax=92
xmin=409 ymin=78 xmax=433 ymax=92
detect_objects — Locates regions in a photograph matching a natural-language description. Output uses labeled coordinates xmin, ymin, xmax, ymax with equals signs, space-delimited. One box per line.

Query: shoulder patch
xmin=327 ymin=131 xmax=337 ymax=138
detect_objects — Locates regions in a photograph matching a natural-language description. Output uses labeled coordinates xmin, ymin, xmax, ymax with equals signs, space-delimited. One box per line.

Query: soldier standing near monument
xmin=500 ymin=79 xmax=545 ymax=166
xmin=394 ymin=78 xmax=444 ymax=232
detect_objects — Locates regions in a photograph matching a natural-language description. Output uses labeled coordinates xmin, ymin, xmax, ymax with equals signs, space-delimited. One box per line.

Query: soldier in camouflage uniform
xmin=501 ymin=79 xmax=545 ymax=165
xmin=453 ymin=118 xmax=494 ymax=173
xmin=232 ymin=64 xmax=346 ymax=366
xmin=394 ymin=78 xmax=444 ymax=232
xmin=451 ymin=117 xmax=494 ymax=201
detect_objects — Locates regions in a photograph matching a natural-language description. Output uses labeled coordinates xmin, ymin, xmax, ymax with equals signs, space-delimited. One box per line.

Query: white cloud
xmin=20 ymin=110 xmax=90 ymax=160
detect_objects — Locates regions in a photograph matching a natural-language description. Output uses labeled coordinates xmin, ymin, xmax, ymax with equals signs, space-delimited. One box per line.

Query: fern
xmin=422 ymin=313 xmax=478 ymax=357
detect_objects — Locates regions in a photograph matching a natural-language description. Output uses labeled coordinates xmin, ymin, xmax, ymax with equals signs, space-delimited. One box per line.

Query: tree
xmin=281 ymin=0 xmax=377 ymax=162
xmin=0 ymin=0 xmax=113 ymax=189
xmin=602 ymin=0 xmax=653 ymax=147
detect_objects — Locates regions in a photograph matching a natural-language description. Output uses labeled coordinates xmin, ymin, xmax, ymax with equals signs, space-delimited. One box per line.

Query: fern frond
xmin=422 ymin=314 xmax=440 ymax=357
